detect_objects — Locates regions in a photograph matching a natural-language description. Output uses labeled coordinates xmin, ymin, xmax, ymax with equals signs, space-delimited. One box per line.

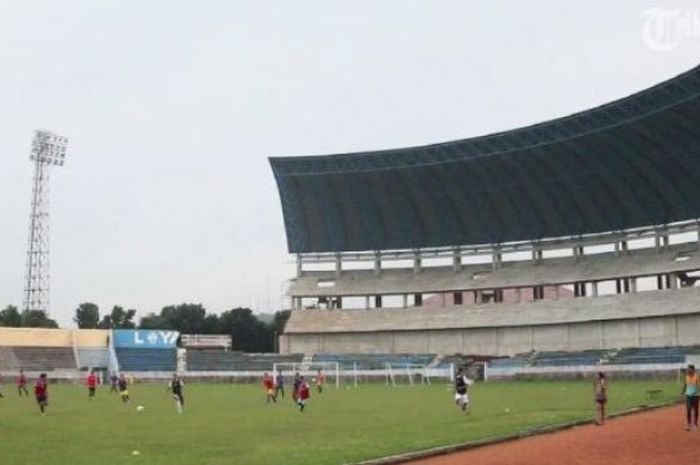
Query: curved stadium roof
xmin=270 ymin=64 xmax=700 ymax=254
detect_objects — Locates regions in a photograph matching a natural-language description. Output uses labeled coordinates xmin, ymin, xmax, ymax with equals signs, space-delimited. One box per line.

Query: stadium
xmin=270 ymin=63 xmax=700 ymax=381
xmin=8 ymin=67 xmax=700 ymax=384
xmin=4 ymin=53 xmax=700 ymax=465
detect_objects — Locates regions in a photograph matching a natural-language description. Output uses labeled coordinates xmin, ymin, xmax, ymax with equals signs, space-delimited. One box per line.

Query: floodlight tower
xmin=23 ymin=129 xmax=68 ymax=315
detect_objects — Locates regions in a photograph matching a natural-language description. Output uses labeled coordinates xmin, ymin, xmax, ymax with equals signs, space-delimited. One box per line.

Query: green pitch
xmin=1 ymin=379 xmax=678 ymax=465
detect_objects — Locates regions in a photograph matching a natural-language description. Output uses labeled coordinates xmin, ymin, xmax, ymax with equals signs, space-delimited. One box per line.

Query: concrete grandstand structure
xmin=270 ymin=64 xmax=700 ymax=357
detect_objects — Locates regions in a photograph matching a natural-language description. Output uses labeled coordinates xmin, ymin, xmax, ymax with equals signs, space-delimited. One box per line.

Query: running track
xmin=408 ymin=406 xmax=693 ymax=465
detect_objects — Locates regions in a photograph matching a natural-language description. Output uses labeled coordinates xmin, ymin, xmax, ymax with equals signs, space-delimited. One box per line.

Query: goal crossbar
xmin=273 ymin=361 xmax=341 ymax=388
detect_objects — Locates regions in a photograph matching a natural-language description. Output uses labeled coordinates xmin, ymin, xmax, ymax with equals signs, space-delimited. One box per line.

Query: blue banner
xmin=113 ymin=329 xmax=179 ymax=349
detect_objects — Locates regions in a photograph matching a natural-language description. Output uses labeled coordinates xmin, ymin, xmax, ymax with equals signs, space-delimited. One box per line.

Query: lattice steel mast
xmin=23 ymin=130 xmax=68 ymax=315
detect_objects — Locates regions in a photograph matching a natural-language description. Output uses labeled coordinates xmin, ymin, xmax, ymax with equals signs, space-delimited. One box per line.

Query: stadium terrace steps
xmin=115 ymin=348 xmax=176 ymax=372
xmin=77 ymin=348 xmax=110 ymax=369
xmin=312 ymin=353 xmax=436 ymax=370
xmin=0 ymin=346 xmax=18 ymax=370
xmin=10 ymin=347 xmax=77 ymax=371
xmin=186 ymin=351 xmax=303 ymax=371
xmin=604 ymin=346 xmax=700 ymax=365
xmin=284 ymin=286 xmax=700 ymax=334
xmin=489 ymin=346 xmax=700 ymax=368
xmin=432 ymin=354 xmax=500 ymax=369
xmin=289 ymin=243 xmax=699 ymax=297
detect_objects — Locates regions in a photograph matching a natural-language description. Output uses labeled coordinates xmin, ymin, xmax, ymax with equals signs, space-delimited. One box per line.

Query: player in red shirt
xmin=34 ymin=373 xmax=49 ymax=415
xmin=297 ymin=376 xmax=310 ymax=413
xmin=17 ymin=369 xmax=29 ymax=396
xmin=262 ymin=372 xmax=276 ymax=403
xmin=86 ymin=371 xmax=99 ymax=400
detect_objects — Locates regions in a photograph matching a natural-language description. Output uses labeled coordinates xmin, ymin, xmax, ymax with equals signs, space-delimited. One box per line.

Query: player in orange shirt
xmin=262 ymin=372 xmax=276 ymax=403
xmin=315 ymin=369 xmax=325 ymax=394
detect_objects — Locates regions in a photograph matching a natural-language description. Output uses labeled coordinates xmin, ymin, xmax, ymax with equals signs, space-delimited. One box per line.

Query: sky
xmin=1 ymin=0 xmax=699 ymax=327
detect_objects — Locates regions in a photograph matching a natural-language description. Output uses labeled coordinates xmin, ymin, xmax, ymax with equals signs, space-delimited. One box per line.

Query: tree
xmin=271 ymin=310 xmax=291 ymax=335
xmin=135 ymin=303 xmax=281 ymax=353
xmin=202 ymin=313 xmax=222 ymax=334
xmin=99 ymin=306 xmax=137 ymax=329
xmin=138 ymin=312 xmax=170 ymax=329
xmin=160 ymin=303 xmax=208 ymax=334
xmin=219 ymin=307 xmax=273 ymax=352
xmin=21 ymin=310 xmax=58 ymax=328
xmin=74 ymin=303 xmax=100 ymax=329
xmin=0 ymin=305 xmax=22 ymax=327
xmin=270 ymin=310 xmax=291 ymax=352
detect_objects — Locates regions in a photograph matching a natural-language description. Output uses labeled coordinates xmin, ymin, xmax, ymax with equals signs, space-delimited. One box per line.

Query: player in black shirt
xmin=454 ymin=368 xmax=470 ymax=413
xmin=117 ymin=374 xmax=130 ymax=404
xmin=168 ymin=373 xmax=185 ymax=414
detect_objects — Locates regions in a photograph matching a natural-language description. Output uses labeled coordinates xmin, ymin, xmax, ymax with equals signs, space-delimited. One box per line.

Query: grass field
xmin=1 ymin=379 xmax=679 ymax=465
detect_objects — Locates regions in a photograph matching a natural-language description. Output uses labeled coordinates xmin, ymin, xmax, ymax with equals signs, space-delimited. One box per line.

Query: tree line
xmin=0 ymin=303 xmax=290 ymax=353
xmin=0 ymin=306 xmax=58 ymax=328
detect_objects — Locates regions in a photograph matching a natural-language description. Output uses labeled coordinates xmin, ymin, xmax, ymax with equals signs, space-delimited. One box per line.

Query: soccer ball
xmin=504 ymin=407 xmax=511 ymax=413
xmin=136 ymin=405 xmax=145 ymax=412
xmin=131 ymin=450 xmax=141 ymax=456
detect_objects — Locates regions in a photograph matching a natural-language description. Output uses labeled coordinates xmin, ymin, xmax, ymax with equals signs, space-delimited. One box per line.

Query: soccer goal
xmin=386 ymin=363 xmax=432 ymax=387
xmin=272 ymin=361 xmax=341 ymax=389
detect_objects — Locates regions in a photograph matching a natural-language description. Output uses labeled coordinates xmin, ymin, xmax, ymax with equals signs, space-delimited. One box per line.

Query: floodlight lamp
xmin=29 ymin=129 xmax=68 ymax=165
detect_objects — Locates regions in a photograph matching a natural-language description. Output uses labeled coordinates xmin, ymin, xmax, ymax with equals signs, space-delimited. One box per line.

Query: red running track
xmin=408 ymin=406 xmax=694 ymax=465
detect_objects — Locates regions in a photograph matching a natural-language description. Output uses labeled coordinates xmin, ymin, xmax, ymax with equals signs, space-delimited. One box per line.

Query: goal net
xmin=386 ymin=363 xmax=432 ymax=387
xmin=272 ymin=361 xmax=341 ymax=389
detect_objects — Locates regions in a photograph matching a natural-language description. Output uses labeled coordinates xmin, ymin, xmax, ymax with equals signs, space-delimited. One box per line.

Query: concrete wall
xmin=0 ymin=328 xmax=110 ymax=348
xmin=280 ymin=313 xmax=700 ymax=356
xmin=0 ymin=328 xmax=73 ymax=347
xmin=74 ymin=329 xmax=109 ymax=347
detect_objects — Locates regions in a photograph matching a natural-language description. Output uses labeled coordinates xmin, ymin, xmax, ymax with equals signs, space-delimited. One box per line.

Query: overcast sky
xmin=1 ymin=0 xmax=699 ymax=327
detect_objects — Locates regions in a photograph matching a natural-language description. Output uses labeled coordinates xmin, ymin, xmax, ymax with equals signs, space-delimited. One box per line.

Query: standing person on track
xmin=262 ymin=372 xmax=276 ymax=403
xmin=86 ymin=370 xmax=98 ymax=400
xmin=34 ymin=373 xmax=49 ymax=416
xmin=275 ymin=371 xmax=285 ymax=399
xmin=454 ymin=368 xmax=470 ymax=413
xmin=17 ymin=370 xmax=29 ymax=397
xmin=593 ymin=371 xmax=607 ymax=426
xmin=681 ymin=364 xmax=700 ymax=431
xmin=168 ymin=373 xmax=185 ymax=414
xmin=315 ymin=369 xmax=325 ymax=394
xmin=297 ymin=376 xmax=310 ymax=412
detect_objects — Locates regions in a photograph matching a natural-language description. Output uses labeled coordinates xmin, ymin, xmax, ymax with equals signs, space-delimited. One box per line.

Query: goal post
xmin=386 ymin=363 xmax=432 ymax=386
xmin=272 ymin=361 xmax=341 ymax=389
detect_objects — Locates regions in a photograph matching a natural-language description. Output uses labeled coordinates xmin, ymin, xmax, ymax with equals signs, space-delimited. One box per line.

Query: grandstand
xmin=313 ymin=352 xmax=435 ymax=370
xmin=186 ymin=350 xmax=303 ymax=372
xmin=270 ymin=64 xmax=700 ymax=359
xmin=0 ymin=328 xmax=176 ymax=376
xmin=0 ymin=328 xmax=78 ymax=372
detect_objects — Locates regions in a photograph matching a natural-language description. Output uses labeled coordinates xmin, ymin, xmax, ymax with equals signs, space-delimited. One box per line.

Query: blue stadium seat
xmin=115 ymin=348 xmax=176 ymax=372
